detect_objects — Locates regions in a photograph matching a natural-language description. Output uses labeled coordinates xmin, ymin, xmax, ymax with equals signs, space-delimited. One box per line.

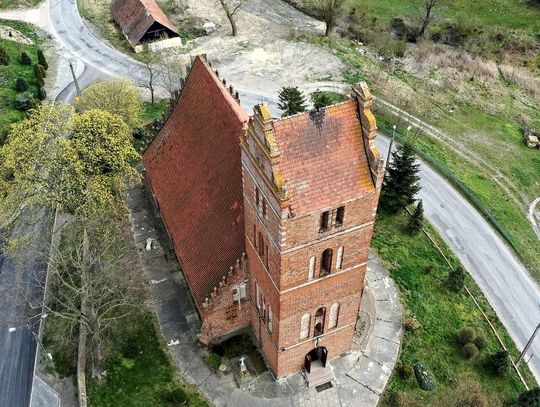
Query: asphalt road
xmin=0 ymin=1 xmax=534 ymax=405
xmin=0 ymin=209 xmax=54 ymax=407
xmin=376 ymin=136 xmax=540 ymax=381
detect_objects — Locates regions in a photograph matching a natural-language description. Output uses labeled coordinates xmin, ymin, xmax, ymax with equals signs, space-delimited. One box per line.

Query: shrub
xmin=0 ymin=45 xmax=11 ymax=65
xmin=458 ymin=327 xmax=476 ymax=346
xmin=133 ymin=127 xmax=148 ymax=140
xmin=465 ymin=393 xmax=488 ymax=407
xmin=425 ymin=264 xmax=434 ymax=274
xmin=387 ymin=390 xmax=405 ymax=407
xmin=21 ymin=51 xmax=32 ymax=65
xmin=207 ymin=352 xmax=221 ymax=370
xmin=518 ymin=388 xmax=540 ymax=407
xmin=210 ymin=343 xmax=225 ymax=357
xmin=397 ymin=362 xmax=414 ymax=380
xmin=15 ymin=78 xmax=29 ymax=92
xmin=161 ymin=387 xmax=188 ymax=406
xmin=403 ymin=316 xmax=420 ymax=332
xmin=462 ymin=343 xmax=479 ymax=359
xmin=474 ymin=336 xmax=487 ymax=351
xmin=414 ymin=362 xmax=436 ymax=391
xmin=489 ymin=350 xmax=510 ymax=376
xmin=34 ymin=63 xmax=45 ymax=87
xmin=449 ymin=266 xmax=465 ymax=292
xmin=121 ymin=340 xmax=142 ymax=358
xmin=37 ymin=87 xmax=47 ymax=101
xmin=37 ymin=49 xmax=48 ymax=70
xmin=15 ymin=91 xmax=37 ymax=111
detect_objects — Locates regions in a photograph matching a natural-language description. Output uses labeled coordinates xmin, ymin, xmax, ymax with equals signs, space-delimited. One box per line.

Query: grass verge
xmin=374 ymin=211 xmax=536 ymax=405
xmin=0 ymin=19 xmax=41 ymax=143
xmin=88 ymin=311 xmax=210 ymax=407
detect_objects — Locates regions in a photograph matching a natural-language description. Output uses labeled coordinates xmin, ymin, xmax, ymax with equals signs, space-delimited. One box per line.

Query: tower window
xmin=262 ymin=199 xmax=267 ymax=218
xmin=320 ymin=211 xmax=330 ymax=231
xmin=300 ymin=313 xmax=310 ymax=339
xmin=314 ymin=307 xmax=326 ymax=337
xmin=258 ymin=232 xmax=264 ymax=257
xmin=320 ymin=248 xmax=333 ymax=277
xmin=336 ymin=247 xmax=344 ymax=270
xmin=253 ymin=225 xmax=257 ymax=247
xmin=268 ymin=305 xmax=273 ymax=333
xmin=308 ymin=256 xmax=316 ymax=280
xmin=265 ymin=244 xmax=269 ymax=269
xmin=335 ymin=206 xmax=345 ymax=227
xmin=329 ymin=302 xmax=340 ymax=329
xmin=255 ymin=187 xmax=260 ymax=208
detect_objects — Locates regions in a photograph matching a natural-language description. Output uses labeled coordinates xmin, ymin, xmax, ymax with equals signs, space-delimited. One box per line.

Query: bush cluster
xmin=448 ymin=266 xmax=465 ymax=292
xmin=20 ymin=51 xmax=32 ymax=65
xmin=0 ymin=45 xmax=10 ymax=66
xmin=517 ymin=387 xmax=540 ymax=407
xmin=403 ymin=316 xmax=420 ymax=332
xmin=207 ymin=352 xmax=222 ymax=370
xmin=457 ymin=327 xmax=487 ymax=360
xmin=489 ymin=350 xmax=510 ymax=376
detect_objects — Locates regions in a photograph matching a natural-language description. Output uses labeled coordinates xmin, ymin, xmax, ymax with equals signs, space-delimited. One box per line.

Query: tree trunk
xmin=418 ymin=1 xmax=435 ymax=38
xmin=325 ymin=20 xmax=335 ymax=37
xmin=77 ymin=305 xmax=88 ymax=407
xmin=228 ymin=12 xmax=237 ymax=36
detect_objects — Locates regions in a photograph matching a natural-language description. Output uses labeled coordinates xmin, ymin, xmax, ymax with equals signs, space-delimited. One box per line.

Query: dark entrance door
xmin=304 ymin=346 xmax=328 ymax=373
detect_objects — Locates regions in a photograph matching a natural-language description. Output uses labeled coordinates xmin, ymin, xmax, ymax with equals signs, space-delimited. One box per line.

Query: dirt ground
xmin=183 ymin=0 xmax=347 ymax=102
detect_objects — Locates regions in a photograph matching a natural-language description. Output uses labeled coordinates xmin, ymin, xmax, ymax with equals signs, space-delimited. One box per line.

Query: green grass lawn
xmin=0 ymin=19 xmax=41 ymax=143
xmin=142 ymin=99 xmax=169 ymax=123
xmin=349 ymin=0 xmax=540 ymax=33
xmin=88 ymin=312 xmax=210 ymax=407
xmin=0 ymin=0 xmax=41 ymax=9
xmin=373 ymin=211 xmax=536 ymax=405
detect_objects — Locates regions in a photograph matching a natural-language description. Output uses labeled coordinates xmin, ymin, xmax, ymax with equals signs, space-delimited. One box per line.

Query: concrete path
xmin=126 ymin=183 xmax=402 ymax=407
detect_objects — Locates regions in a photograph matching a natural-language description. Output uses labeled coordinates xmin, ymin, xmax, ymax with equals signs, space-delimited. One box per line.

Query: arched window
xmin=336 ymin=247 xmax=344 ymax=270
xmin=329 ymin=302 xmax=340 ymax=329
xmin=308 ymin=256 xmax=316 ymax=280
xmin=300 ymin=313 xmax=311 ymax=339
xmin=314 ymin=307 xmax=326 ymax=337
xmin=320 ymin=249 xmax=333 ymax=277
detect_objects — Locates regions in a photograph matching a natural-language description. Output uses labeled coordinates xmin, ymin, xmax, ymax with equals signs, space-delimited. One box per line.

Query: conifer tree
xmin=448 ymin=266 xmax=465 ymax=292
xmin=21 ymin=51 xmax=32 ymax=65
xmin=37 ymin=49 xmax=48 ymax=70
xmin=37 ymin=87 xmax=47 ymax=101
xmin=408 ymin=199 xmax=424 ymax=234
xmin=381 ymin=143 xmax=421 ymax=213
xmin=278 ymin=86 xmax=307 ymax=117
xmin=15 ymin=78 xmax=29 ymax=92
xmin=34 ymin=63 xmax=45 ymax=87
xmin=311 ymin=90 xmax=333 ymax=109
xmin=0 ymin=45 xmax=11 ymax=66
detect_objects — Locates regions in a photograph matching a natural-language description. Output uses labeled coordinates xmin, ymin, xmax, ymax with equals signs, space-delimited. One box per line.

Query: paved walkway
xmin=126 ymin=184 xmax=403 ymax=406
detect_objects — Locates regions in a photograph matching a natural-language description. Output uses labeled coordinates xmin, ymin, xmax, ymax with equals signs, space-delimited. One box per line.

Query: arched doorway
xmin=304 ymin=346 xmax=328 ymax=373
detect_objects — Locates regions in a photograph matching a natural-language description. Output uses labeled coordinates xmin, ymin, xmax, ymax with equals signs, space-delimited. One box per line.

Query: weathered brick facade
xmin=143 ymin=56 xmax=383 ymax=378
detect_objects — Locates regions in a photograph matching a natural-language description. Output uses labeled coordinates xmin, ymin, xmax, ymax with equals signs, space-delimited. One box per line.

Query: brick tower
xmin=241 ymin=84 xmax=384 ymax=377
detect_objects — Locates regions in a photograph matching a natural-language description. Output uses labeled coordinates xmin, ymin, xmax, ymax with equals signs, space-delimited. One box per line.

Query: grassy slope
xmin=0 ymin=0 xmax=41 ymax=9
xmin=374 ymin=211 xmax=536 ymax=405
xmin=88 ymin=313 xmax=210 ymax=407
xmin=0 ymin=19 xmax=41 ymax=143
xmin=350 ymin=0 xmax=540 ymax=33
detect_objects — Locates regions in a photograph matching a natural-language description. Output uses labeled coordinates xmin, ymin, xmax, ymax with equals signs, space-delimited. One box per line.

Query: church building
xmin=142 ymin=55 xmax=384 ymax=379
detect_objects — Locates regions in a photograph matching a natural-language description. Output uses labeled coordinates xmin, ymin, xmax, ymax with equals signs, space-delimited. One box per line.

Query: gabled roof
xmin=271 ymin=100 xmax=375 ymax=216
xmin=143 ymin=56 xmax=248 ymax=307
xmin=110 ymin=0 xmax=179 ymax=46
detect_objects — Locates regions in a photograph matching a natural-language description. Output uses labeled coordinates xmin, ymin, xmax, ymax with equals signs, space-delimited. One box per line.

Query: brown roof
xmin=271 ymin=100 xmax=375 ymax=215
xmin=110 ymin=0 xmax=179 ymax=46
xmin=143 ymin=56 xmax=248 ymax=306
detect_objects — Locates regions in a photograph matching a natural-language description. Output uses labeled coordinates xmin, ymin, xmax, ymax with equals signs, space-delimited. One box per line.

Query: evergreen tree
xmin=278 ymin=86 xmax=306 ymax=117
xmin=0 ymin=45 xmax=11 ymax=66
xmin=518 ymin=388 xmax=540 ymax=407
xmin=381 ymin=143 xmax=421 ymax=213
xmin=15 ymin=77 xmax=29 ymax=92
xmin=37 ymin=87 xmax=47 ymax=101
xmin=34 ymin=63 xmax=45 ymax=87
xmin=20 ymin=51 xmax=32 ymax=65
xmin=489 ymin=350 xmax=510 ymax=376
xmin=37 ymin=49 xmax=48 ymax=70
xmin=311 ymin=90 xmax=333 ymax=109
xmin=408 ymin=200 xmax=424 ymax=234
xmin=448 ymin=266 xmax=465 ymax=292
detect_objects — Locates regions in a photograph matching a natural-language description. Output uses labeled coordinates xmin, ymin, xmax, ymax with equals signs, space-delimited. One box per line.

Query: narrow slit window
xmin=255 ymin=187 xmax=260 ymax=208
xmin=320 ymin=248 xmax=333 ymax=277
xmin=262 ymin=199 xmax=267 ymax=218
xmin=335 ymin=206 xmax=345 ymax=227
xmin=268 ymin=305 xmax=273 ymax=333
xmin=320 ymin=211 xmax=330 ymax=231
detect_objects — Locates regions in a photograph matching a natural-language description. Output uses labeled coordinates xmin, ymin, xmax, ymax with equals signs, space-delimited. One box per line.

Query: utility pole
xmin=385 ymin=124 xmax=397 ymax=171
xmin=69 ymin=60 xmax=81 ymax=97
xmin=517 ymin=320 xmax=540 ymax=366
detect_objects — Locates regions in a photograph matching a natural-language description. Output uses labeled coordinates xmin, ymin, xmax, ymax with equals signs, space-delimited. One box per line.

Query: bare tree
xmin=155 ymin=49 xmax=186 ymax=99
xmin=140 ymin=57 xmax=161 ymax=105
xmin=310 ymin=0 xmax=347 ymax=37
xmin=217 ymin=0 xmax=248 ymax=36
xmin=41 ymin=219 xmax=139 ymax=406
xmin=418 ymin=0 xmax=438 ymax=38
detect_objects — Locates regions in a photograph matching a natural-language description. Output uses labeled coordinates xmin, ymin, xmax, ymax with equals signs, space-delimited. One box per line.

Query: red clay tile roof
xmin=272 ymin=100 xmax=374 ymax=216
xmin=143 ymin=56 xmax=248 ymax=307
xmin=110 ymin=0 xmax=179 ymax=46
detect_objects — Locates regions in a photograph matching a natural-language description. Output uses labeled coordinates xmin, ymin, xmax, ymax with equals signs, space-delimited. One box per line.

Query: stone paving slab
xmin=29 ymin=375 xmax=60 ymax=407
xmin=127 ymin=185 xmax=403 ymax=407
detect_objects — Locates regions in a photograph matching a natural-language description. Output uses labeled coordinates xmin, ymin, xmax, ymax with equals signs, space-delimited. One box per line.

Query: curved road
xmin=45 ymin=0 xmax=540 ymax=385
xmin=1 ymin=0 xmax=537 ymax=404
